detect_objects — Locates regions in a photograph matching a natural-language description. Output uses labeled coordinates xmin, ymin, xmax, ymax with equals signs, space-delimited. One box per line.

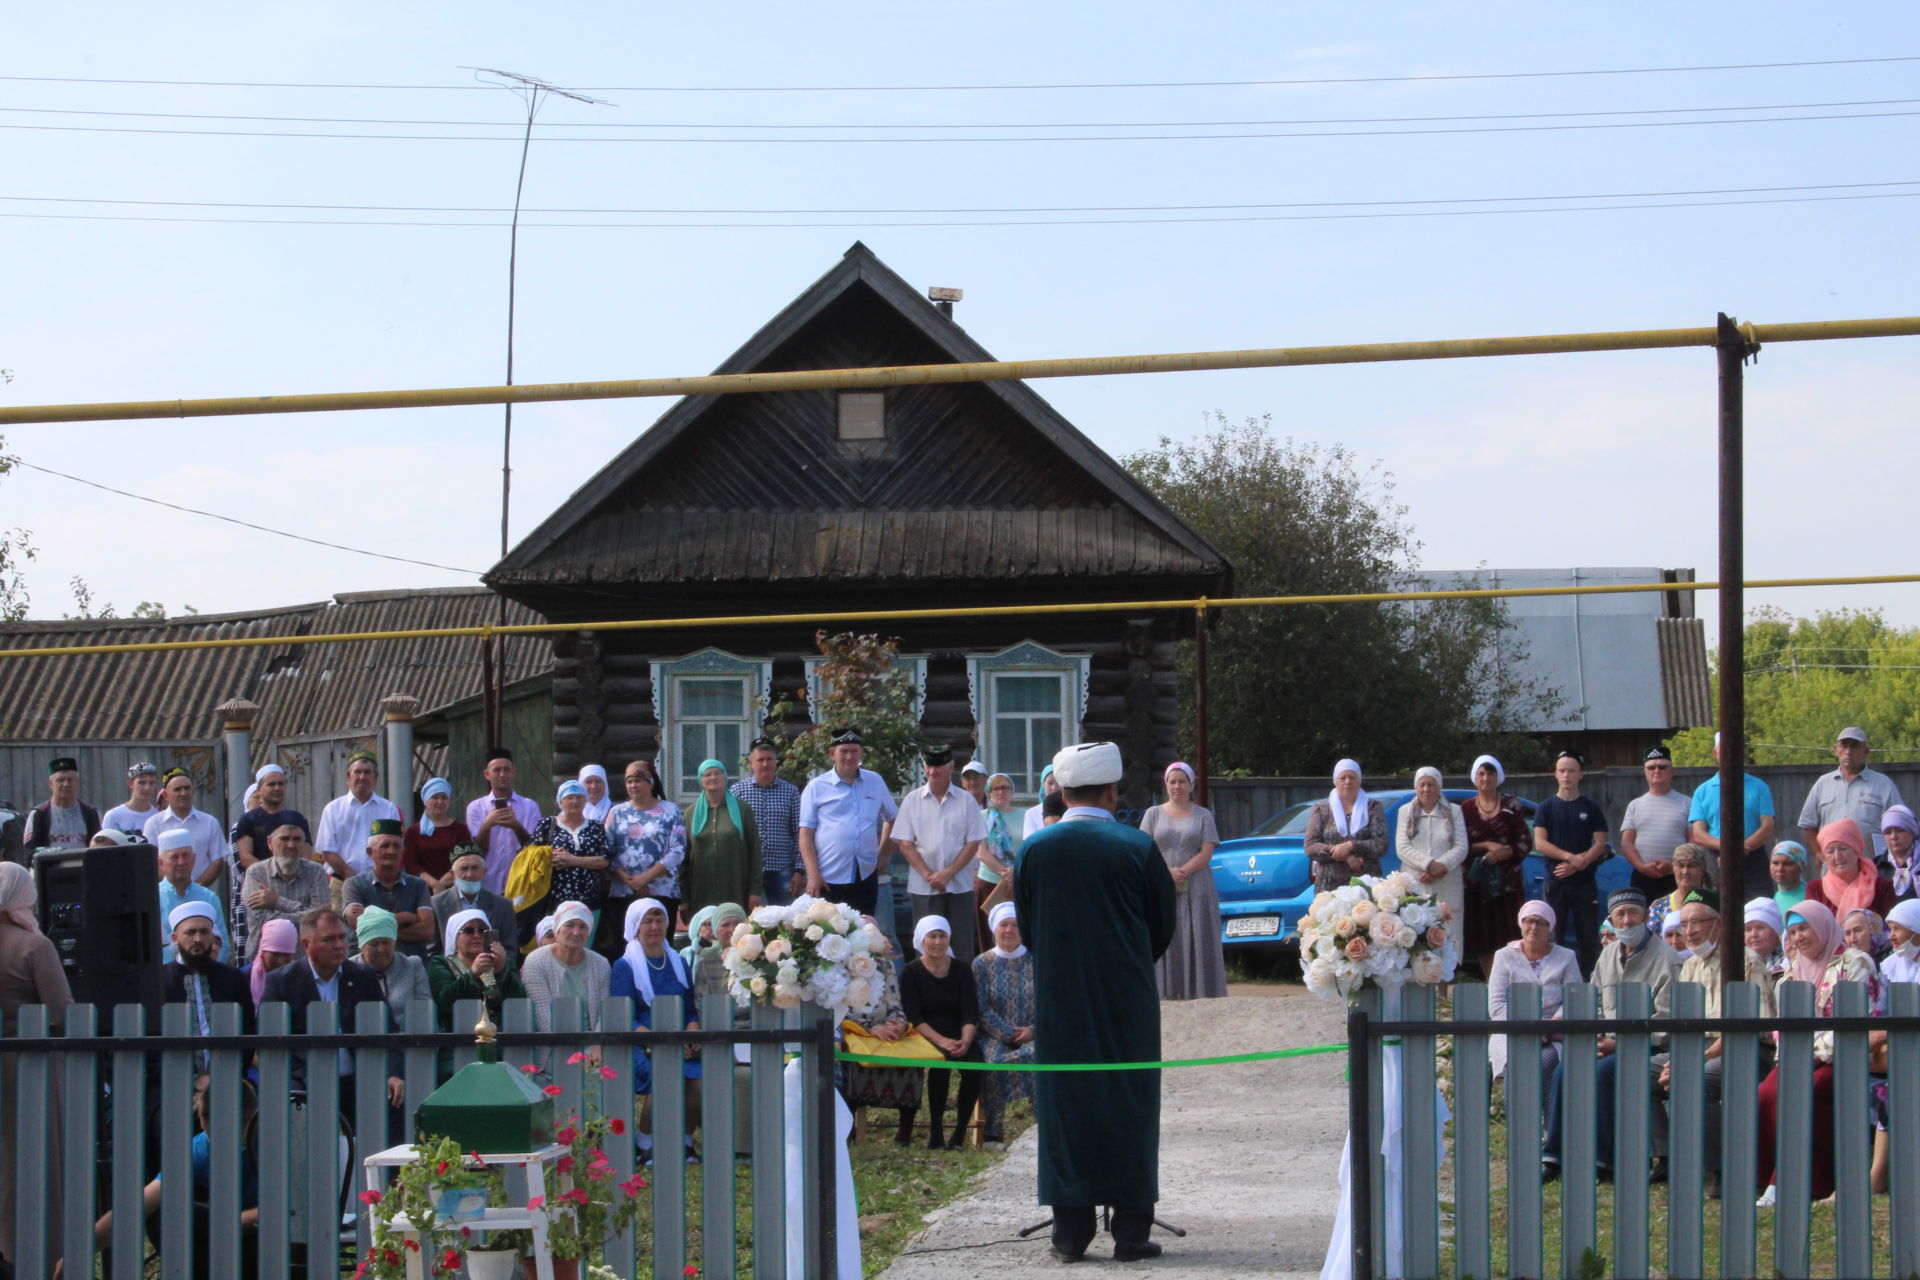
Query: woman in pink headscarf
xmin=0 ymin=862 xmax=72 ymax=1259
xmin=1805 ymin=818 xmax=1896 ymax=936
xmin=1754 ymin=900 xmax=1885 ymax=1206
xmin=249 ymin=917 xmax=300 ymax=1006
xmin=1486 ymin=900 xmax=1580 ymax=1086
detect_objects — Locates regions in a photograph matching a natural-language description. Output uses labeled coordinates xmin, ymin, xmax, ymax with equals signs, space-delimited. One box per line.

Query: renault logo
xmin=1242 ymin=854 xmax=1260 ymax=883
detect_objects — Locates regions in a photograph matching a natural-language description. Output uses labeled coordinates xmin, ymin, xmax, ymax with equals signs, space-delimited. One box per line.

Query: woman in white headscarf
xmin=608 ymin=898 xmax=703 ymax=1161
xmin=1397 ymin=767 xmax=1469 ymax=954
xmin=1304 ymin=759 xmax=1386 ymax=893
xmin=521 ymin=900 xmax=610 ymax=1037
xmin=899 ymin=915 xmax=982 ymax=1150
xmin=970 ymin=902 xmax=1035 ymax=1150
xmin=0 ymin=862 xmax=70 ymax=1261
xmin=1461 ymin=753 xmax=1534 ymax=980
xmin=578 ymin=764 xmax=613 ymax=823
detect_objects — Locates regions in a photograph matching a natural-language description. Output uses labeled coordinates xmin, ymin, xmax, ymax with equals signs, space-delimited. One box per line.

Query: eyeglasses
xmin=458 ymin=924 xmax=487 ymax=935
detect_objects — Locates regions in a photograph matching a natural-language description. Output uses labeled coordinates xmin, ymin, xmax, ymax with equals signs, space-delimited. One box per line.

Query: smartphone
xmin=483 ymin=929 xmax=499 ymax=948
xmin=492 ymin=798 xmax=510 ymax=810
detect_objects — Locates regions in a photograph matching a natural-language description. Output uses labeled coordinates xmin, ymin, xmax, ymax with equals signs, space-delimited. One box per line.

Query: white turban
xmin=157 ymin=828 xmax=194 ymax=854
xmin=1333 ymin=758 xmax=1363 ymax=783
xmin=1414 ymin=766 xmax=1443 ymax=788
xmin=242 ymin=784 xmax=258 ymax=812
xmin=913 ymin=914 xmax=953 ymax=952
xmin=168 ymin=900 xmax=216 ymax=931
xmin=1052 ymin=741 xmax=1123 ymax=788
xmin=987 ymin=902 xmax=1017 ymax=933
xmin=254 ymin=763 xmax=284 ymax=783
xmin=579 ymin=764 xmax=608 ymax=786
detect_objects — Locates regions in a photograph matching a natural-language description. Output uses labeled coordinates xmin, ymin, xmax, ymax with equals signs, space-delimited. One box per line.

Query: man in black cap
xmin=797 ymin=727 xmax=898 ymax=914
xmin=1619 ymin=746 xmax=1691 ymax=900
xmin=892 ymin=745 xmax=987 ymax=961
xmin=343 ymin=818 xmax=436 ymax=958
xmin=25 ymin=754 xmax=99 ymax=856
xmin=1533 ymin=750 xmax=1611 ymax=975
xmin=1542 ymin=885 xmax=1680 ymax=1182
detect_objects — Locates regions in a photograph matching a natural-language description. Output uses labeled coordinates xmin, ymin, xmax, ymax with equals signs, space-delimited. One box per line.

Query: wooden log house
xmin=486 ymin=244 xmax=1231 ymax=807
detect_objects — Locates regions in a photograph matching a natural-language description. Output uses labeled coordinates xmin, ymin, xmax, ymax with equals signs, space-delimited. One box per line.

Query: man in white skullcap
xmin=1013 ymin=741 xmax=1177 ymax=1263
xmin=157 ymin=827 xmax=229 ymax=962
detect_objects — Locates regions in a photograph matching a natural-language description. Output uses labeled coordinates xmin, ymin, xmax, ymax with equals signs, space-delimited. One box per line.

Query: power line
xmin=0 ymin=55 xmax=1913 ymax=92
xmin=1 ymin=95 xmax=1915 ymax=129
xmin=1 ymin=189 xmax=1914 ymax=230
xmin=11 ymin=459 xmax=485 ymax=576
xmin=4 ymin=178 xmax=1913 ymax=216
xmin=4 ymin=107 xmax=1915 ymax=144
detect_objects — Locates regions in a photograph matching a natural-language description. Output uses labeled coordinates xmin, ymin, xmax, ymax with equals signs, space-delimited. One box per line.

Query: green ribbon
xmin=834 ymin=1042 xmax=1350 ymax=1071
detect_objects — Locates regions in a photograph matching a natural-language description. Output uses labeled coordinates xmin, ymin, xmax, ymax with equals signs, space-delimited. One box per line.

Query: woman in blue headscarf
xmin=402 ymin=777 xmax=472 ymax=894
xmin=681 ymin=759 xmax=762 ymax=917
xmin=1020 ymin=764 xmax=1060 ymax=840
xmin=531 ymin=779 xmax=614 ymax=930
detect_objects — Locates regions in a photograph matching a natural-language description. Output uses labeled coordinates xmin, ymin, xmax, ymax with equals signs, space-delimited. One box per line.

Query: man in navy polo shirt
xmin=1534 ymin=750 xmax=1611 ymax=976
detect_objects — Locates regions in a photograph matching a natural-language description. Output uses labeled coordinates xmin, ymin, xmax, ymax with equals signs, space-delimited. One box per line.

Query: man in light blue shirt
xmin=157 ymin=828 xmax=229 ymax=962
xmin=797 ymin=727 xmax=898 ymax=915
xmin=1687 ymin=733 xmax=1778 ymax=901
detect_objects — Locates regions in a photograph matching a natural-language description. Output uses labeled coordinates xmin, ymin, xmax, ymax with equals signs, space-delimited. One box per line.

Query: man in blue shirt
xmin=1533 ymin=750 xmax=1610 ymax=976
xmin=1687 ymin=732 xmax=1778 ymax=900
xmin=733 ymin=737 xmax=803 ymax=906
xmin=797 ymin=728 xmax=898 ymax=915
xmin=157 ymin=829 xmax=229 ymax=962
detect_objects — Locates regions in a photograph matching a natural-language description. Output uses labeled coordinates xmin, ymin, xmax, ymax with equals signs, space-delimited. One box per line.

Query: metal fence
xmin=1208 ymin=764 xmax=1920 ymax=841
xmin=1345 ymin=980 xmax=1920 ymax=1280
xmin=1 ymin=994 xmax=837 ymax=1279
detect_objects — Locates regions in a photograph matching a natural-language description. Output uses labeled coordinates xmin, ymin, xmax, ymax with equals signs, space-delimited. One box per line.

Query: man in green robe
xmin=1013 ymin=741 xmax=1178 ymax=1263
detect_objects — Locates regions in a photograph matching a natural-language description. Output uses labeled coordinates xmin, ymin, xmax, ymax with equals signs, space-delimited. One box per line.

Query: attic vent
xmin=837 ymin=392 xmax=886 ymax=441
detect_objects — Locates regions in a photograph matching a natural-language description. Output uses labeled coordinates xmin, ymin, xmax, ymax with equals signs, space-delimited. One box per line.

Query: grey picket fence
xmin=1346 ymin=980 xmax=1920 ymax=1280
xmin=1 ymin=994 xmax=836 ymax=1279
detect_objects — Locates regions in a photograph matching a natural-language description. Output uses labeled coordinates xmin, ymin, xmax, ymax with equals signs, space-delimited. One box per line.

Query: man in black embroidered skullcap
xmin=25 ymin=754 xmax=99 ymax=855
xmin=893 ymin=745 xmax=987 ymax=961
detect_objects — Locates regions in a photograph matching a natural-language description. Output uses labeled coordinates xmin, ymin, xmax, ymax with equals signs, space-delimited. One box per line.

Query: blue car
xmin=1211 ymin=789 xmax=1632 ymax=950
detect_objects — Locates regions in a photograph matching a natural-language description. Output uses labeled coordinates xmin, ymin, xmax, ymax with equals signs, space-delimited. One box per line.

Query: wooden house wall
xmin=546 ymin=614 xmax=1183 ymax=807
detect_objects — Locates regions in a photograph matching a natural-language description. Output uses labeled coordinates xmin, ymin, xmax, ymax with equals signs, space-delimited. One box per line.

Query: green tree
xmin=1667 ymin=607 xmax=1920 ymax=766
xmin=764 ymin=631 xmax=924 ymax=790
xmin=1124 ymin=413 xmax=1560 ymax=776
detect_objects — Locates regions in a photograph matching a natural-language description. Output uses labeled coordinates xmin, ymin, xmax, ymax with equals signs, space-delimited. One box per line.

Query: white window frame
xmin=650 ymin=648 xmax=773 ymax=803
xmin=803 ymin=653 xmax=928 ymax=720
xmin=967 ymin=641 xmax=1091 ymax=799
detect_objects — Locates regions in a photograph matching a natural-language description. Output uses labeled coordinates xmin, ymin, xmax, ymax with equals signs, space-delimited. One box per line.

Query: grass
xmin=1439 ymin=1111 xmax=1898 ymax=1280
xmin=613 ymin=1100 xmax=1036 ymax=1278
xmin=1226 ymin=948 xmax=1302 ymax=985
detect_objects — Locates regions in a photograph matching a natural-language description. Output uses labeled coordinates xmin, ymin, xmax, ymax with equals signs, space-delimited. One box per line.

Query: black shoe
xmin=1649 ymin=1157 xmax=1669 ymax=1184
xmin=1049 ymin=1247 xmax=1084 ymax=1264
xmin=1113 ymin=1241 xmax=1164 ymax=1262
xmin=1541 ymin=1160 xmax=1561 ymax=1183
xmin=927 ymin=1130 xmax=946 ymax=1150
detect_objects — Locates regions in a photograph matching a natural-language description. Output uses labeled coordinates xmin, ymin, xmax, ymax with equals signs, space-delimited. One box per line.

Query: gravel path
xmin=877 ymin=986 xmax=1349 ymax=1278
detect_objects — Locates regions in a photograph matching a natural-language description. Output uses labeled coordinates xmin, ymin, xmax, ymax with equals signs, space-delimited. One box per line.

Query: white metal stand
xmin=362 ymin=1141 xmax=568 ymax=1280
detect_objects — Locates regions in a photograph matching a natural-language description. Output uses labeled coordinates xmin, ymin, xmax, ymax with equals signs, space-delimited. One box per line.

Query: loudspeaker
xmin=33 ymin=844 xmax=163 ymax=1012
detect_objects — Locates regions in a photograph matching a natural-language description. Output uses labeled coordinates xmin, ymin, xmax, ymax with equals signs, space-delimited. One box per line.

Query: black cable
xmin=901 ymin=1237 xmax=1049 ymax=1254
xmin=12 ymin=459 xmax=485 ymax=576
xmin=3 ymin=106 xmax=1915 ymax=143
xmin=0 ymin=95 xmax=1914 ymax=129
xmin=0 ymin=54 xmax=1912 ymax=92
xmin=3 ymin=177 xmax=1913 ymax=216
xmin=1 ymin=188 xmax=1914 ymax=230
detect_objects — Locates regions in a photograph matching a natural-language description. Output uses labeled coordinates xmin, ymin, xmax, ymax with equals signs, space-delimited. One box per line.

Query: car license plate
xmin=1225 ymin=916 xmax=1281 ymax=938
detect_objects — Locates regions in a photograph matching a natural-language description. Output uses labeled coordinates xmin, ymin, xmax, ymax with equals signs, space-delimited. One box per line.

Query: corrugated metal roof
xmin=0 ymin=588 xmax=549 ymax=743
xmin=1657 ymin=616 xmax=1712 ymax=727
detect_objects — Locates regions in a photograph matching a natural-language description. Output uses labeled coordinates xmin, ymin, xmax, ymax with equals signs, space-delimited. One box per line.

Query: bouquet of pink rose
xmin=1297 ymin=871 xmax=1457 ymax=1005
xmin=722 ymin=894 xmax=886 ymax=1018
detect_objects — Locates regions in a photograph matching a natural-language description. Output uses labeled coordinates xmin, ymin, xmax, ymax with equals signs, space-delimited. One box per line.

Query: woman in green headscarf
xmin=681 ymin=759 xmax=762 ymax=918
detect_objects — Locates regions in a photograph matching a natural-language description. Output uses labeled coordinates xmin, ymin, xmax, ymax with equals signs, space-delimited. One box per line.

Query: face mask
xmin=1614 ymin=923 xmax=1649 ymax=949
xmin=1689 ymin=937 xmax=1717 ymax=961
xmin=456 ymin=877 xmax=484 ymax=897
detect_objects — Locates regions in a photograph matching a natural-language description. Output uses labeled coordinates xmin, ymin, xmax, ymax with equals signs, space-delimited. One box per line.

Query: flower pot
xmin=550 ymin=1257 xmax=581 ymax=1280
xmin=465 ymin=1247 xmax=522 ymax=1280
xmin=433 ymin=1185 xmax=490 ymax=1222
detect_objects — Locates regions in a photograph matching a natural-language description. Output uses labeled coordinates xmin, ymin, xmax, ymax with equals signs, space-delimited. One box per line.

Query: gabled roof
xmin=488 ymin=243 xmax=1229 ymax=595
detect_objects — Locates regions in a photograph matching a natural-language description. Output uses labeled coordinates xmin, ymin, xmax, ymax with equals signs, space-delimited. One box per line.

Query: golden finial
xmin=475 ymin=1007 xmax=498 ymax=1044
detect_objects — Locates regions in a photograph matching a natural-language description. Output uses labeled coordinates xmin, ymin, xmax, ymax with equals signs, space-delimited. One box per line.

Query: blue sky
xmin=2 ymin=2 xmax=1916 ymax=632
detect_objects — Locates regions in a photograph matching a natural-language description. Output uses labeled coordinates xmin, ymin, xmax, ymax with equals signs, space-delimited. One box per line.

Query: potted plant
xmin=521 ymin=1056 xmax=649 ymax=1280
xmin=357 ymin=1134 xmax=501 ymax=1279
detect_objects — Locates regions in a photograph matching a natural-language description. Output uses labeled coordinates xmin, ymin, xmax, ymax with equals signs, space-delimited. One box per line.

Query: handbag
xmin=1466 ymin=852 xmax=1506 ymax=902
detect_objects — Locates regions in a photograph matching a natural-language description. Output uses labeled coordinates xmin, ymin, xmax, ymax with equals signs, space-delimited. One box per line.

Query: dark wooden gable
xmin=488 ymin=243 xmax=1228 ymax=604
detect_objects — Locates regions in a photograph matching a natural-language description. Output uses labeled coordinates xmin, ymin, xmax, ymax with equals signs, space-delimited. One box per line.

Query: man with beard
xmin=227 ymin=762 xmax=311 ymax=956
xmin=161 ymin=901 xmax=256 ymax=1038
xmin=1014 ymin=741 xmax=1177 ymax=1263
xmin=157 ymin=829 xmax=229 ymax=963
xmin=239 ymin=823 xmax=332 ymax=960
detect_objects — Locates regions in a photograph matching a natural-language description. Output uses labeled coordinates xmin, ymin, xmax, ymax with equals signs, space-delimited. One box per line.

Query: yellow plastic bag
xmin=504 ymin=843 xmax=552 ymax=954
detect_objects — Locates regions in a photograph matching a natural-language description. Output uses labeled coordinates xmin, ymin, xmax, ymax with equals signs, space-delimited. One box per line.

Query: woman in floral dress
xmin=603 ymin=759 xmax=688 ymax=955
xmin=530 ymin=781 xmax=613 ymax=931
xmin=971 ymin=902 xmax=1036 ymax=1149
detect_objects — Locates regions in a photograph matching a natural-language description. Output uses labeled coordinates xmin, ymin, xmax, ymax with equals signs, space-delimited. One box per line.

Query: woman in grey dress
xmin=1142 ymin=762 xmax=1227 ymax=999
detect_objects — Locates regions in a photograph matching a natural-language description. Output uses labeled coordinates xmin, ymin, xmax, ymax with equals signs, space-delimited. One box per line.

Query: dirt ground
xmin=877 ymin=987 xmax=1349 ymax=1277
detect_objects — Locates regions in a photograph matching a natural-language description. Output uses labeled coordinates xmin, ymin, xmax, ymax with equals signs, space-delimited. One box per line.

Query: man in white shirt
xmin=465 ymin=746 xmax=540 ymax=894
xmin=313 ymin=749 xmax=402 ymax=890
xmin=102 ymin=760 xmax=162 ymax=840
xmin=142 ymin=767 xmax=226 ymax=888
xmin=892 ymin=745 xmax=987 ymax=961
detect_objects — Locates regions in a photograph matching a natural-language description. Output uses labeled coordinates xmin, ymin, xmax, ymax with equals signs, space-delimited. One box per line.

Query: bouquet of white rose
xmin=722 ymin=894 xmax=886 ymax=1018
xmin=1297 ymin=870 xmax=1458 ymax=1005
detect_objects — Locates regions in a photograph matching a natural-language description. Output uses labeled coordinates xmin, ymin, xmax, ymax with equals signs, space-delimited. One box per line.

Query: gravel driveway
xmin=877 ymin=986 xmax=1350 ymax=1277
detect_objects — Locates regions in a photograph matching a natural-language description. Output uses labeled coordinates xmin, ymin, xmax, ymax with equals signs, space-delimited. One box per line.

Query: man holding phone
xmin=465 ymin=746 xmax=541 ymax=894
